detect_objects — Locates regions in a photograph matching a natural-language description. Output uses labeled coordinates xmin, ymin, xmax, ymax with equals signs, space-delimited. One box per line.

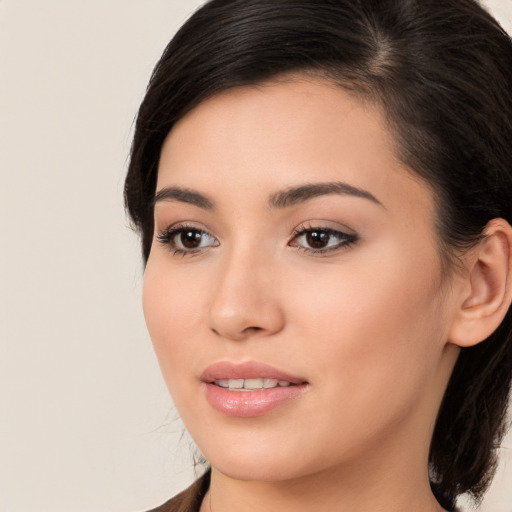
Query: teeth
xmin=214 ymin=378 xmax=292 ymax=390
xmin=244 ymin=378 xmax=264 ymax=389
xmin=228 ymin=379 xmax=244 ymax=390
xmin=263 ymin=378 xmax=279 ymax=388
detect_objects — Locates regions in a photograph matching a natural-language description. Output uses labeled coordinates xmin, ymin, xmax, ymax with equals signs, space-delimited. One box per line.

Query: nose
xmin=208 ymin=248 xmax=285 ymax=342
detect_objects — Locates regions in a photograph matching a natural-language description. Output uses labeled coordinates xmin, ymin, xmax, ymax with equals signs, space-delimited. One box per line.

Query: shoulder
xmin=144 ymin=470 xmax=211 ymax=512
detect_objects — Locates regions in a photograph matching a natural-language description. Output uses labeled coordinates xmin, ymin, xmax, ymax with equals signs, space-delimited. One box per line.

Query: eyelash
xmin=156 ymin=223 xmax=219 ymax=257
xmin=290 ymin=224 xmax=358 ymax=255
xmin=156 ymin=223 xmax=358 ymax=257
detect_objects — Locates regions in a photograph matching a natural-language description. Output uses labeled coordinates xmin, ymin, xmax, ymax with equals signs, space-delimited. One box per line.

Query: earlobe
xmin=449 ymin=218 xmax=512 ymax=348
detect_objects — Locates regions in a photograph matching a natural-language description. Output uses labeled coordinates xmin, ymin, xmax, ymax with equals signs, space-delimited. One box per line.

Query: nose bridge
xmin=208 ymin=240 xmax=284 ymax=340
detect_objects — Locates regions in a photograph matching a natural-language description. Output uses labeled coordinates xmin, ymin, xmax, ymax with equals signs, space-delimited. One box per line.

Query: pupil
xmin=181 ymin=230 xmax=202 ymax=249
xmin=306 ymin=231 xmax=329 ymax=248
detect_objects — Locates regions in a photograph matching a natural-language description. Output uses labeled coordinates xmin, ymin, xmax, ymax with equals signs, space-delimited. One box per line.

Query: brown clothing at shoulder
xmin=145 ymin=470 xmax=211 ymax=512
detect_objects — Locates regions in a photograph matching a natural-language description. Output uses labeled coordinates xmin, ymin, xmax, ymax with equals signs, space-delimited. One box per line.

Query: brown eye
xmin=173 ymin=228 xmax=218 ymax=252
xmin=290 ymin=226 xmax=358 ymax=254
xmin=179 ymin=230 xmax=203 ymax=249
xmin=306 ymin=230 xmax=330 ymax=249
xmin=157 ymin=225 xmax=219 ymax=254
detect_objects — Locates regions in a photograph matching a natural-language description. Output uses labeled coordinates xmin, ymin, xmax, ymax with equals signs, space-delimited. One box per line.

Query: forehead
xmin=163 ymin=78 xmax=390 ymax=159
xmin=157 ymin=78 xmax=434 ymax=222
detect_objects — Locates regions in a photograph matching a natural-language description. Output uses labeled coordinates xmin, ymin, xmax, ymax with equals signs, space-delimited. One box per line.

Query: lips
xmin=201 ymin=361 xmax=308 ymax=417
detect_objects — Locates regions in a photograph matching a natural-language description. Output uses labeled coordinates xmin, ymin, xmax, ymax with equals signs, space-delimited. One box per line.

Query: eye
xmin=290 ymin=225 xmax=358 ymax=254
xmin=157 ymin=224 xmax=219 ymax=255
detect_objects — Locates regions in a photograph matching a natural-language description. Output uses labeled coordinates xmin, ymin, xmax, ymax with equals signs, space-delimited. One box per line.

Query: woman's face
xmin=143 ymin=79 xmax=459 ymax=482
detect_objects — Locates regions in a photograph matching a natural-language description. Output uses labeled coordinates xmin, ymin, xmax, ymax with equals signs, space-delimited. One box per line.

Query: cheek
xmin=276 ymin=249 xmax=448 ymax=461
xmin=286 ymin=241 xmax=446 ymax=397
xmin=142 ymin=258 xmax=207 ymax=390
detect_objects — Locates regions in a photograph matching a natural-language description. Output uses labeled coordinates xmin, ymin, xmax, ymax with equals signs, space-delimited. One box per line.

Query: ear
xmin=448 ymin=218 xmax=512 ymax=348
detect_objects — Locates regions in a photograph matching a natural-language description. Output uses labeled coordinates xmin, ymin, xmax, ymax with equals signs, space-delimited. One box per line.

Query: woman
xmin=125 ymin=1 xmax=512 ymax=511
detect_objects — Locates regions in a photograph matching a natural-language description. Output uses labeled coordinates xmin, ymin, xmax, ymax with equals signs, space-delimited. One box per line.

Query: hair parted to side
xmin=125 ymin=0 xmax=512 ymax=507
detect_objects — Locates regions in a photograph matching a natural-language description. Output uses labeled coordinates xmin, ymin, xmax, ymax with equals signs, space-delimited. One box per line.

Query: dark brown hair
xmin=125 ymin=0 xmax=512 ymax=508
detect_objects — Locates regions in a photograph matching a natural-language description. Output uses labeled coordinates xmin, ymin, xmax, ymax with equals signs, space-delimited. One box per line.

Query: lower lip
xmin=203 ymin=383 xmax=307 ymax=417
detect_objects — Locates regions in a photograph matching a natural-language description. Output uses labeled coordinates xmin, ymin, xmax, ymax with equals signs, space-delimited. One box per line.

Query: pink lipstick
xmin=201 ymin=361 xmax=308 ymax=417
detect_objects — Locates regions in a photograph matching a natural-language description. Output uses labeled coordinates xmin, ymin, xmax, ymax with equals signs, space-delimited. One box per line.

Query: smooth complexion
xmin=142 ymin=78 xmax=504 ymax=512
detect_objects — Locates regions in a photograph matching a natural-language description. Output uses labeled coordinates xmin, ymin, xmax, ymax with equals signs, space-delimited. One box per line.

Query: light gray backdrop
xmin=1 ymin=1 xmax=510 ymax=511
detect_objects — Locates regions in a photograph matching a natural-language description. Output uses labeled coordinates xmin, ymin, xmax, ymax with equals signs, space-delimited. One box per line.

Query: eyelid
xmin=291 ymin=218 xmax=359 ymax=238
xmin=290 ymin=219 xmax=356 ymax=237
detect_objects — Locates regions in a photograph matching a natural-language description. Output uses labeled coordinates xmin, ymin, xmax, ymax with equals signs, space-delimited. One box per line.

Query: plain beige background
xmin=0 ymin=1 xmax=510 ymax=511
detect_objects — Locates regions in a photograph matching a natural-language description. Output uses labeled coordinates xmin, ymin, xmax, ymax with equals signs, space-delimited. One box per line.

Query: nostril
xmin=208 ymin=296 xmax=285 ymax=341
xmin=211 ymin=324 xmax=264 ymax=341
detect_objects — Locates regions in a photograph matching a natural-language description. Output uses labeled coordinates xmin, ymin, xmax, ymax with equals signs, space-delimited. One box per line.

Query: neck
xmin=201 ymin=445 xmax=448 ymax=512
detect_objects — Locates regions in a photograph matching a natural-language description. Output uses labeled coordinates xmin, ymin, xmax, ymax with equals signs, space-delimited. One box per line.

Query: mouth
xmin=201 ymin=361 xmax=308 ymax=417
xmin=213 ymin=378 xmax=296 ymax=391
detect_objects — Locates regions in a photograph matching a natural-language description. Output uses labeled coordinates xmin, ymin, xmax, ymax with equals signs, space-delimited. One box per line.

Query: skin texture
xmin=142 ymin=79 xmax=512 ymax=512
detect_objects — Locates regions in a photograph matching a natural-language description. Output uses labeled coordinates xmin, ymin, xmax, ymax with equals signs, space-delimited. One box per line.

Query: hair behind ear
xmin=430 ymin=311 xmax=512 ymax=502
xmin=431 ymin=220 xmax=512 ymax=502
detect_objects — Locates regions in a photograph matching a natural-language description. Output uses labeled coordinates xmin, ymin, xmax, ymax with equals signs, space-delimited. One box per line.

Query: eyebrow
xmin=154 ymin=186 xmax=215 ymax=210
xmin=153 ymin=181 xmax=384 ymax=211
xmin=268 ymin=181 xmax=384 ymax=209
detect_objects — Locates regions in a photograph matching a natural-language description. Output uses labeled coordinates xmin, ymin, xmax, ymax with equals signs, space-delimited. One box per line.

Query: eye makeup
xmin=156 ymin=223 xmax=219 ymax=256
xmin=289 ymin=223 xmax=358 ymax=255
xmin=156 ymin=220 xmax=358 ymax=258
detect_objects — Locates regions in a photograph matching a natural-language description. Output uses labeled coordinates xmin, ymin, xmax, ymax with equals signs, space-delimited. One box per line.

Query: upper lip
xmin=201 ymin=361 xmax=307 ymax=384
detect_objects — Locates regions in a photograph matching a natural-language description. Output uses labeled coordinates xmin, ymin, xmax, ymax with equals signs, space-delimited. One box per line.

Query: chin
xmin=196 ymin=432 xmax=330 ymax=484
xmin=211 ymin=456 xmax=307 ymax=483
